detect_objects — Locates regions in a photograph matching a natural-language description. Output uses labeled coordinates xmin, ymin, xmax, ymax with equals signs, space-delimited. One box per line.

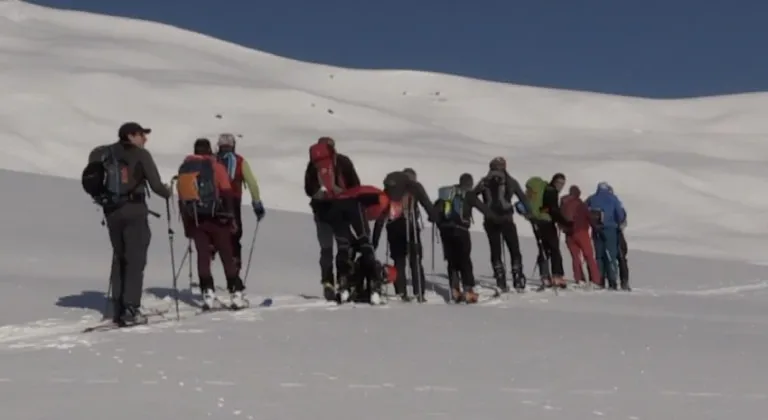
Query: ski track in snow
xmin=1 ymin=2 xmax=768 ymax=419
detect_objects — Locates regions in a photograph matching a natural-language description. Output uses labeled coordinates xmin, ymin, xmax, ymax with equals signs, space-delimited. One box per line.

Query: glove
xmin=252 ymin=200 xmax=265 ymax=221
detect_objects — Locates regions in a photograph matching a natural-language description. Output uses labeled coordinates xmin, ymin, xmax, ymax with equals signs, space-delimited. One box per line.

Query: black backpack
xmin=81 ymin=145 xmax=133 ymax=208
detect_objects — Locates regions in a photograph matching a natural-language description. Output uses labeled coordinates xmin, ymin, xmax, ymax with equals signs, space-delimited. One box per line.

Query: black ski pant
xmin=440 ymin=225 xmax=475 ymax=290
xmin=618 ymin=229 xmax=629 ymax=285
xmin=533 ymin=221 xmax=564 ymax=279
xmin=314 ymin=212 xmax=340 ymax=285
xmin=318 ymin=199 xmax=381 ymax=292
xmin=483 ymin=218 xmax=523 ymax=285
xmin=105 ymin=203 xmax=152 ymax=312
xmin=386 ymin=217 xmax=426 ymax=298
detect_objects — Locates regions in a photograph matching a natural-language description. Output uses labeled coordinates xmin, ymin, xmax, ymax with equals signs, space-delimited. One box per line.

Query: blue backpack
xmin=437 ymin=185 xmax=467 ymax=221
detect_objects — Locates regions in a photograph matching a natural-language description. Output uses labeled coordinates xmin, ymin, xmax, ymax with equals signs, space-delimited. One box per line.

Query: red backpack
xmin=309 ymin=142 xmax=346 ymax=198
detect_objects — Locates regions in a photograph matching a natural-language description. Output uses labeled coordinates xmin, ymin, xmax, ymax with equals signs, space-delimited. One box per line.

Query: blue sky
xmin=29 ymin=0 xmax=767 ymax=98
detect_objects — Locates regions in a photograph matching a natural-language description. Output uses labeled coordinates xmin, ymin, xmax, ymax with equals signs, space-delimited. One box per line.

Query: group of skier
xmin=83 ymin=124 xmax=630 ymax=328
xmin=305 ymin=138 xmax=630 ymax=305
xmin=82 ymin=123 xmax=265 ymax=326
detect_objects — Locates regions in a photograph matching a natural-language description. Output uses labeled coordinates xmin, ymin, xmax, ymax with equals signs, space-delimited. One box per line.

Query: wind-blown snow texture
xmin=1 ymin=1 xmax=768 ymax=419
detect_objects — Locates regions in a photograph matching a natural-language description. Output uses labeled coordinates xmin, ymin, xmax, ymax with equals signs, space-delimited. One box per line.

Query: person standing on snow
xmin=371 ymin=168 xmax=437 ymax=302
xmin=304 ymin=137 xmax=362 ymax=301
xmin=84 ymin=122 xmax=172 ymax=326
xmin=178 ymin=139 xmax=248 ymax=310
xmin=472 ymin=157 xmax=532 ymax=292
xmin=215 ymin=133 xmax=265 ymax=272
xmin=560 ymin=185 xmax=601 ymax=287
xmin=519 ymin=175 xmax=572 ymax=290
xmin=435 ymin=173 xmax=500 ymax=303
xmin=585 ymin=182 xmax=627 ymax=290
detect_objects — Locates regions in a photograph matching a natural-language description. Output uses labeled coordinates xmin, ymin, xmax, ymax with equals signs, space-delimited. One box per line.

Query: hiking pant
xmin=192 ymin=219 xmax=244 ymax=293
xmin=593 ymin=227 xmax=619 ymax=287
xmin=326 ymin=199 xmax=380 ymax=292
xmin=483 ymin=219 xmax=523 ymax=286
xmin=440 ymin=226 xmax=475 ymax=290
xmin=387 ymin=217 xmax=426 ymax=297
xmin=533 ymin=222 xmax=564 ymax=279
xmin=231 ymin=197 xmax=243 ymax=270
xmin=314 ymin=212 xmax=339 ymax=285
xmin=618 ymin=229 xmax=629 ymax=285
xmin=565 ymin=229 xmax=600 ymax=285
xmin=105 ymin=203 xmax=152 ymax=309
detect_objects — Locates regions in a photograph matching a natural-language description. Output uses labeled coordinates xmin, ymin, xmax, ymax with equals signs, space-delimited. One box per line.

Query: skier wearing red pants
xmin=560 ymin=185 xmax=600 ymax=286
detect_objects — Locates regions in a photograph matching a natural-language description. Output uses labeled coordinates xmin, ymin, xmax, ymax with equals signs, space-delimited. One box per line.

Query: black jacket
xmin=473 ymin=169 xmax=531 ymax=217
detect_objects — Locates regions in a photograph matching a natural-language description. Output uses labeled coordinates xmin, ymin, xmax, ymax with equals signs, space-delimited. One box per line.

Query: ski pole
xmin=243 ymin=220 xmax=261 ymax=285
xmin=165 ymin=198 xmax=180 ymax=320
xmin=187 ymin=240 xmax=193 ymax=292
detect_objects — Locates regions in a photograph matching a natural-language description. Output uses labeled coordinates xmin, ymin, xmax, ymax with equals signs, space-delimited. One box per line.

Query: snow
xmin=1 ymin=1 xmax=768 ymax=419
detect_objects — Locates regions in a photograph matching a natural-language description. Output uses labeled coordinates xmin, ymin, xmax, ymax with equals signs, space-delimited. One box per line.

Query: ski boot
xmin=463 ymin=288 xmax=479 ymax=304
xmin=451 ymin=287 xmax=465 ymax=303
xmin=201 ymin=288 xmax=220 ymax=311
xmin=493 ymin=263 xmax=509 ymax=294
xmin=322 ymin=282 xmax=336 ymax=301
xmin=397 ymin=293 xmax=413 ymax=303
xmin=620 ymin=279 xmax=632 ymax=291
xmin=117 ymin=305 xmax=149 ymax=327
xmin=552 ymin=276 xmax=567 ymax=289
xmin=336 ymin=276 xmax=353 ymax=304
xmin=511 ymin=266 xmax=527 ymax=293
xmin=536 ymin=276 xmax=553 ymax=292
xmin=229 ymin=291 xmax=249 ymax=310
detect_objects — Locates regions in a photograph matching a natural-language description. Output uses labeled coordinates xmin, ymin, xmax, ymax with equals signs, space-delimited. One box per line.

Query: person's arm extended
xmin=241 ymin=159 xmax=261 ymax=201
xmin=139 ymin=148 xmax=171 ymax=198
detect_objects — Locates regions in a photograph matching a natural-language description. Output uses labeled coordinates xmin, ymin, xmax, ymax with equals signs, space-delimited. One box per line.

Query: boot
xmin=229 ymin=291 xmax=249 ymax=310
xmin=511 ymin=265 xmax=526 ymax=292
xmin=552 ymin=276 xmax=567 ymax=288
xmin=463 ymin=288 xmax=479 ymax=304
xmin=493 ymin=263 xmax=508 ymax=292
xmin=451 ymin=287 xmax=464 ymax=303
xmin=620 ymin=279 xmax=631 ymax=291
xmin=201 ymin=288 xmax=219 ymax=311
xmin=117 ymin=305 xmax=148 ymax=327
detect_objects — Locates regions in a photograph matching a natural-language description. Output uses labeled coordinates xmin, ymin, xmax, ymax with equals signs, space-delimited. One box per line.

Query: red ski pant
xmin=565 ymin=230 xmax=600 ymax=285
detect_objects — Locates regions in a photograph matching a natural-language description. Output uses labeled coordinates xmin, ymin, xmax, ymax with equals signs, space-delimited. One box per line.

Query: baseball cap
xmin=118 ymin=122 xmax=151 ymax=139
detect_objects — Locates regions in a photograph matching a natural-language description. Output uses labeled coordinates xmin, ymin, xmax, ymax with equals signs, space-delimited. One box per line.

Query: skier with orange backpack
xmin=176 ymin=138 xmax=247 ymax=310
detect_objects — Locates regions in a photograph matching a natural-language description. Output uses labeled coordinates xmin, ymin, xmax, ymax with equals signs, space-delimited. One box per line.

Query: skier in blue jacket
xmin=585 ymin=182 xmax=627 ymax=290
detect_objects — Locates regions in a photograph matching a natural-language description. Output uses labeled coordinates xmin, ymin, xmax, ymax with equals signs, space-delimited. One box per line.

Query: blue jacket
xmin=585 ymin=182 xmax=626 ymax=229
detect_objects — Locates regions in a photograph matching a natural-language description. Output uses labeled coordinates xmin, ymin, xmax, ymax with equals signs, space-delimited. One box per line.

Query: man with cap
xmin=215 ymin=133 xmax=265 ymax=272
xmin=371 ymin=168 xmax=436 ymax=302
xmin=86 ymin=122 xmax=172 ymax=326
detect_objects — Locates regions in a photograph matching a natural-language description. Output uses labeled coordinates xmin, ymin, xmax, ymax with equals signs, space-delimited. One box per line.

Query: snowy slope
xmin=2 ymin=2 xmax=768 ymax=420
xmin=1 ymin=0 xmax=767 ymax=263
xmin=2 ymin=170 xmax=768 ymax=420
